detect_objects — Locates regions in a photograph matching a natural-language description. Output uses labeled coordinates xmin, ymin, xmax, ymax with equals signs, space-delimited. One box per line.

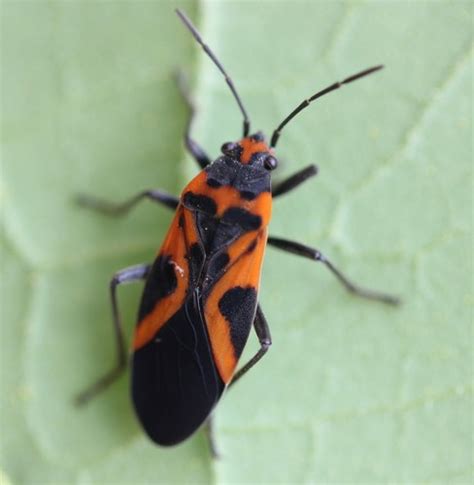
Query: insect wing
xmin=204 ymin=228 xmax=268 ymax=384
xmin=132 ymin=206 xmax=225 ymax=445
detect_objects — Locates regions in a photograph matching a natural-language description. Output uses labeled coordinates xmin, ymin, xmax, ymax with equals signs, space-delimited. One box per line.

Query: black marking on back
xmin=206 ymin=177 xmax=222 ymax=188
xmin=205 ymin=156 xmax=271 ymax=201
xmin=205 ymin=156 xmax=237 ymax=188
xmin=222 ymin=207 xmax=262 ymax=231
xmin=196 ymin=210 xmax=244 ymax=256
xmin=235 ymin=163 xmax=271 ymax=200
xmin=205 ymin=251 xmax=230 ymax=287
xmin=218 ymin=286 xmax=257 ymax=360
xmin=196 ymin=212 xmax=220 ymax=253
xmin=239 ymin=190 xmax=257 ymax=200
xmin=188 ymin=242 xmax=205 ymax=288
xmin=138 ymin=255 xmax=177 ymax=321
xmin=246 ymin=238 xmax=258 ymax=254
xmin=132 ymin=292 xmax=225 ymax=446
xmin=183 ymin=192 xmax=217 ymax=215
xmin=208 ymin=222 xmax=244 ymax=254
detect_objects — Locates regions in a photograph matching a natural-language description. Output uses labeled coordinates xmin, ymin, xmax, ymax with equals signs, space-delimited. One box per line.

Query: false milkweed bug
xmin=76 ymin=9 xmax=399 ymax=455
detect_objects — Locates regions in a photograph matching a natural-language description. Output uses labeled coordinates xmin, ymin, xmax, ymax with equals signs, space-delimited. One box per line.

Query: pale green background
xmin=1 ymin=1 xmax=472 ymax=484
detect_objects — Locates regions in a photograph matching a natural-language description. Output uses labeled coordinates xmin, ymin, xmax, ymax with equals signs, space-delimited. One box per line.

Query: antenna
xmin=270 ymin=65 xmax=384 ymax=147
xmin=176 ymin=9 xmax=251 ymax=136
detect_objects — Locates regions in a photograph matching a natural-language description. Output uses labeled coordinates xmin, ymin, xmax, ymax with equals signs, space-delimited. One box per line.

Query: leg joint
xmin=110 ymin=274 xmax=121 ymax=289
xmin=260 ymin=339 xmax=272 ymax=351
xmin=313 ymin=250 xmax=324 ymax=262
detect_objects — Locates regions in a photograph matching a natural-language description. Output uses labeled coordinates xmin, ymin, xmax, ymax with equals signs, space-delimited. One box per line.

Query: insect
xmin=76 ymin=9 xmax=398 ymax=453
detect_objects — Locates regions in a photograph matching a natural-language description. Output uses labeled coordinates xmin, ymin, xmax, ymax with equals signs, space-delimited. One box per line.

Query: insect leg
xmin=228 ymin=305 xmax=272 ymax=389
xmin=204 ymin=317 xmax=272 ymax=456
xmin=268 ymin=236 xmax=400 ymax=305
xmin=272 ymin=164 xmax=318 ymax=198
xmin=75 ymin=263 xmax=151 ymax=405
xmin=174 ymin=70 xmax=211 ymax=168
xmin=76 ymin=189 xmax=179 ymax=216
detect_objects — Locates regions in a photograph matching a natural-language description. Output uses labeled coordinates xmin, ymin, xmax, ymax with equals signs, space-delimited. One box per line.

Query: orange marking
xmin=226 ymin=229 xmax=259 ymax=262
xmin=180 ymin=168 xmax=272 ymax=382
xmin=205 ymin=186 xmax=241 ymax=217
xmin=133 ymin=207 xmax=200 ymax=349
xmin=204 ymin=229 xmax=268 ymax=383
xmin=183 ymin=172 xmax=272 ymax=221
xmin=239 ymin=137 xmax=271 ymax=164
xmin=134 ymin=165 xmax=273 ymax=365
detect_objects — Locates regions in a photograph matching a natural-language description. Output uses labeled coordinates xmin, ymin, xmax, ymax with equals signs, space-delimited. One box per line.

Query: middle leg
xmin=76 ymin=189 xmax=179 ymax=216
xmin=268 ymin=236 xmax=399 ymax=305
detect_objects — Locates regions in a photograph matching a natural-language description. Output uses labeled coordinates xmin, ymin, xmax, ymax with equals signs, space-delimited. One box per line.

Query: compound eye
xmin=221 ymin=141 xmax=238 ymax=155
xmin=264 ymin=155 xmax=278 ymax=170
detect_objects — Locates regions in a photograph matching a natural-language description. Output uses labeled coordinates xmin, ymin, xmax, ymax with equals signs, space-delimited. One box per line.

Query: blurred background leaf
xmin=1 ymin=1 xmax=471 ymax=483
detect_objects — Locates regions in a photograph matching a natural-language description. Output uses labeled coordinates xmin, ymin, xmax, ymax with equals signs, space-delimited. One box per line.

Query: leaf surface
xmin=1 ymin=1 xmax=471 ymax=483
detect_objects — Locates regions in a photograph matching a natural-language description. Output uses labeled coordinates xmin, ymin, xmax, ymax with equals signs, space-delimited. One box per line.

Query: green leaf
xmin=1 ymin=1 xmax=471 ymax=483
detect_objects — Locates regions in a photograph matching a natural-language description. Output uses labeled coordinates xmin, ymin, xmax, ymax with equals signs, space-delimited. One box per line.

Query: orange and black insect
xmin=77 ymin=9 xmax=398 ymax=451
